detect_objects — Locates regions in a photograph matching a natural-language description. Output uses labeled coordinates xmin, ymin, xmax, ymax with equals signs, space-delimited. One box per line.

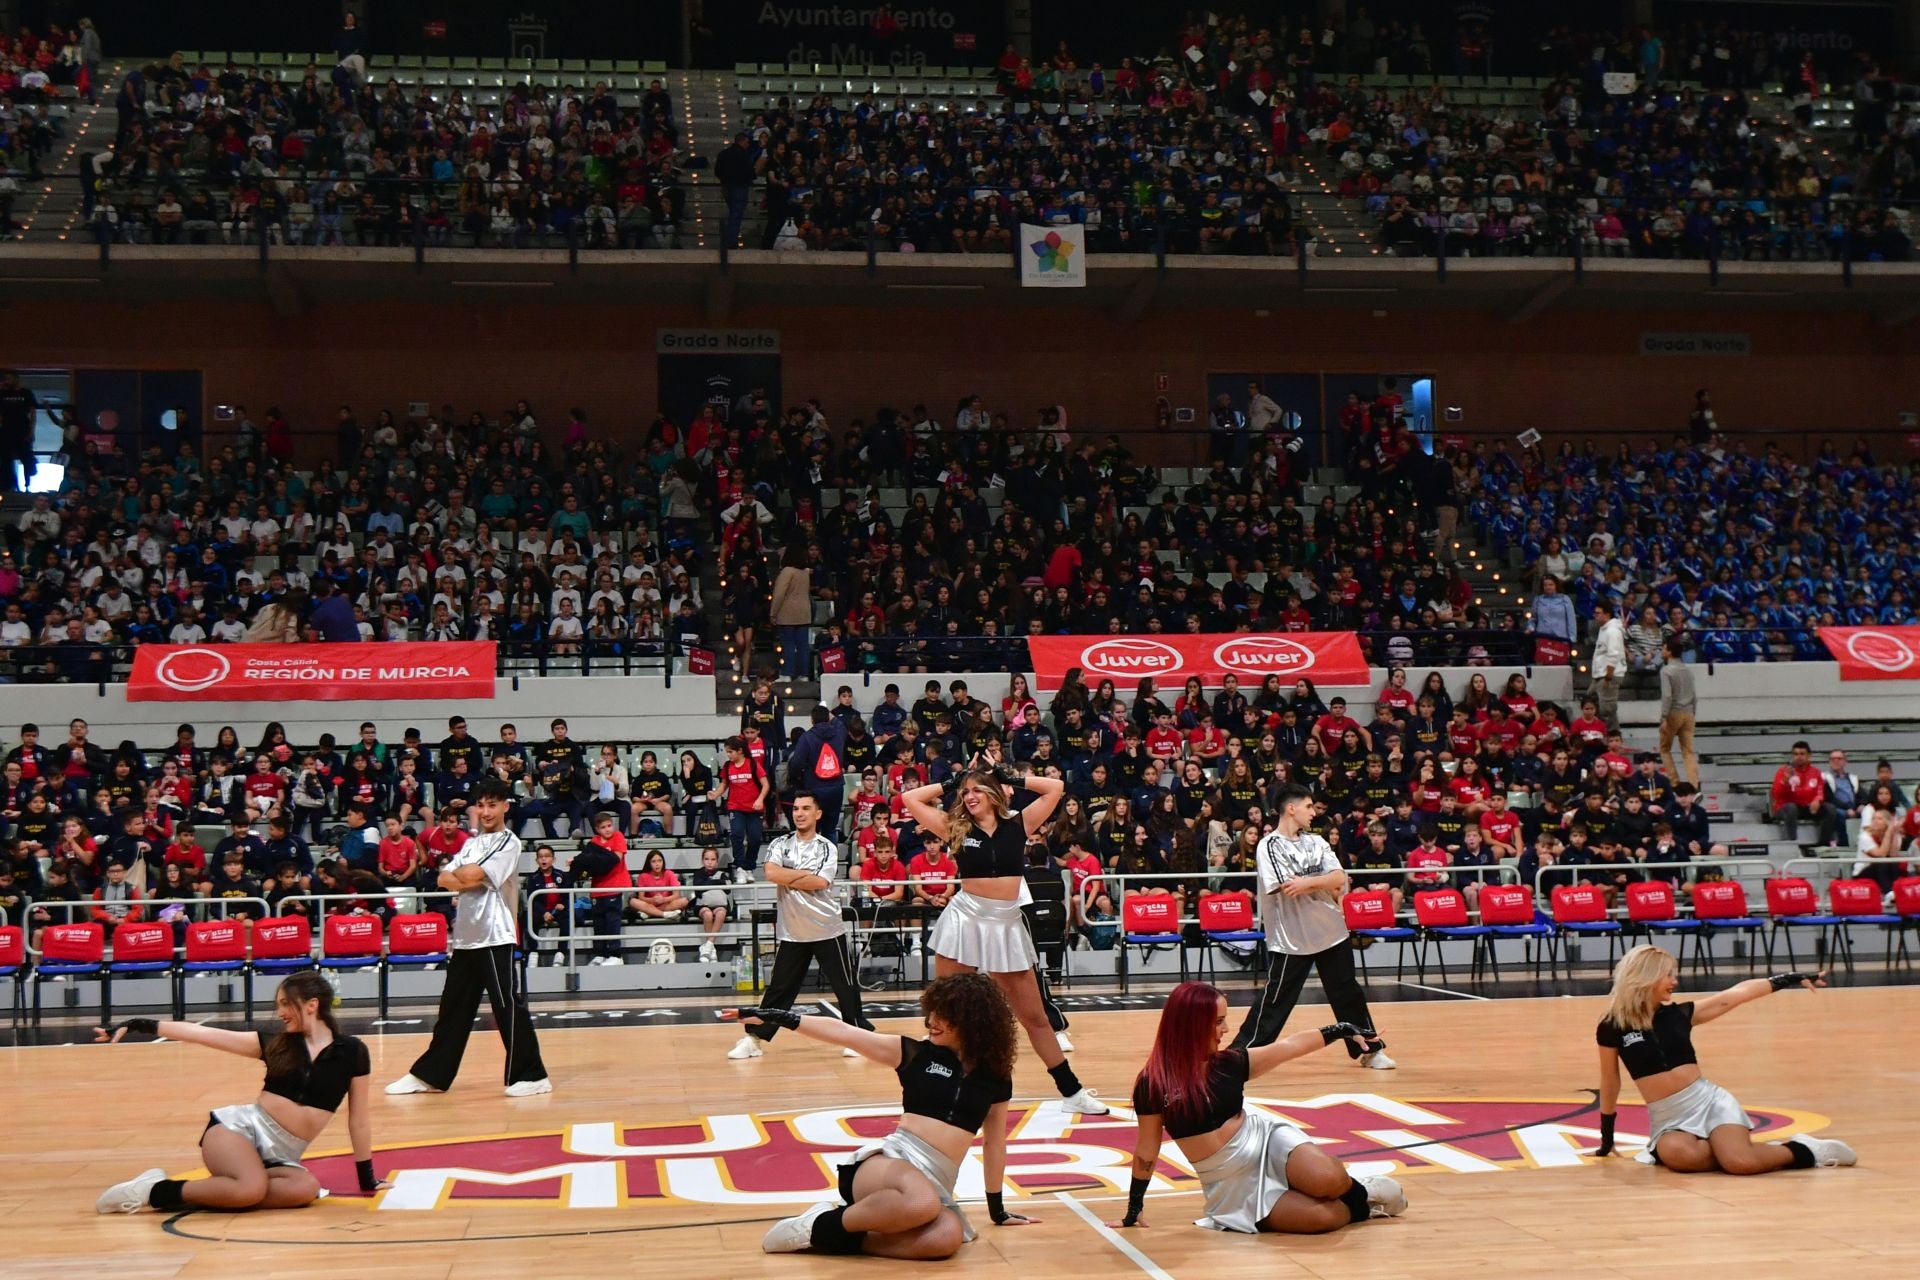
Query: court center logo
xmin=1843 ymin=629 xmax=1916 ymax=674
xmin=1077 ymin=638 xmax=1183 ymax=681
xmin=287 ymin=1094 xmax=1822 ymax=1212
xmin=152 ymin=647 xmax=231 ymax=693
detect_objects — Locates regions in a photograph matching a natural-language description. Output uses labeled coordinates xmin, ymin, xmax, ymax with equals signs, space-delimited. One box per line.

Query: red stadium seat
xmin=1193 ymin=892 xmax=1262 ymax=984
xmin=1117 ymin=894 xmax=1184 ymax=993
xmin=1689 ymin=881 xmax=1764 ymax=975
xmin=1550 ymin=886 xmax=1623 ymax=975
xmin=1413 ymin=889 xmax=1491 ymax=982
xmin=320 ymin=915 xmax=385 ymax=975
xmin=380 ymin=913 xmax=451 ymax=1018
xmin=33 ymin=923 xmax=107 ymax=1023
xmin=251 ymin=915 xmax=314 ymax=974
xmin=1478 ymin=885 xmax=1554 ymax=981
xmin=1626 ymin=880 xmax=1707 ymax=973
xmin=1344 ymin=889 xmax=1416 ymax=981
xmin=1764 ymin=877 xmax=1841 ymax=971
xmin=0 ymin=925 xmax=25 ymax=1015
xmin=1824 ymin=878 xmax=1900 ymax=974
xmin=182 ymin=920 xmax=250 ymax=1020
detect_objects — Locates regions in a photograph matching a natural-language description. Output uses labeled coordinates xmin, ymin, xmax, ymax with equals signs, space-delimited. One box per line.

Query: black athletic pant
xmin=1231 ymin=936 xmax=1377 ymax=1054
xmin=409 ymin=942 xmax=548 ymax=1087
xmin=750 ymin=934 xmax=871 ymax=1042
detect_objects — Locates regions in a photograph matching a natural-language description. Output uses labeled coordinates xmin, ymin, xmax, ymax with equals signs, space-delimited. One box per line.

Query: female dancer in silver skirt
xmin=1593 ymin=945 xmax=1856 ymax=1172
xmin=1112 ymin=980 xmax=1405 ymax=1234
xmin=732 ymin=973 xmax=1036 ymax=1259
xmin=94 ymin=970 xmax=386 ymax=1213
xmin=901 ymin=749 xmax=1106 ymax=1114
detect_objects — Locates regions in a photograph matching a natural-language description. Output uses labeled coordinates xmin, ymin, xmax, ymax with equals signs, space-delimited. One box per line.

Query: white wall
xmin=825 ymin=665 xmax=1575 ymax=719
xmin=0 ymin=674 xmax=733 ymax=744
xmin=1618 ymin=661 xmax=1920 ymax=726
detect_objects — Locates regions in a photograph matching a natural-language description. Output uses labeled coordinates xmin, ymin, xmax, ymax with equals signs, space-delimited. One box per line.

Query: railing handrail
xmin=24 ymin=894 xmax=274 ymax=955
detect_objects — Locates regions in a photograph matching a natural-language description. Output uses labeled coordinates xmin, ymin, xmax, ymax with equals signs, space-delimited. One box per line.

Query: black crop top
xmin=254 ymin=1030 xmax=371 ymax=1112
xmin=1131 ymin=1048 xmax=1249 ymax=1140
xmin=955 ymin=817 xmax=1027 ymax=878
xmin=896 ymin=1037 xmax=1012 ymax=1134
xmin=1595 ymin=1002 xmax=1698 ymax=1081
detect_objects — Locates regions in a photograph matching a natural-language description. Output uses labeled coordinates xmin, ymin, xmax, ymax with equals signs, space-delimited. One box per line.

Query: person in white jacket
xmin=1590 ymin=601 xmax=1627 ymax=728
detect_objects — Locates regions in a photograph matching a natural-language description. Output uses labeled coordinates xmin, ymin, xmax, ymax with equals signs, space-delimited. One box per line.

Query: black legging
xmin=750 ymin=934 xmax=871 ymax=1042
xmin=1231 ymin=936 xmax=1378 ymax=1054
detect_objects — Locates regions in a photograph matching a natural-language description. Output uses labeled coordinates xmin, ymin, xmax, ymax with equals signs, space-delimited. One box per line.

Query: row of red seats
xmin=0 ymin=914 xmax=453 ymax=1022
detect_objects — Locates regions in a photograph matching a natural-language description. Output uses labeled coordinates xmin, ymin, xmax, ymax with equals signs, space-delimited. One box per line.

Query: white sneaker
xmin=1058 ymin=1087 xmax=1109 ymax=1116
xmin=727 ymin=1035 xmax=765 ymax=1060
xmin=842 ymin=1046 xmax=861 ymax=1058
xmin=587 ymin=956 xmax=606 ymax=966
xmin=1362 ymin=1174 xmax=1407 ymax=1218
xmin=699 ymin=941 xmax=718 ymax=962
xmin=1796 ymin=1136 xmax=1857 ymax=1167
xmin=96 ymin=1168 xmax=166 ymax=1214
xmin=1358 ymin=1049 xmax=1398 ymax=1070
xmin=762 ymin=1200 xmax=835 ymax=1253
xmin=733 ymin=867 xmax=753 ymax=884
xmin=1055 ymin=1031 xmax=1075 ymax=1053
xmin=384 ymin=1074 xmax=443 ymax=1095
xmin=504 ymin=1078 xmax=553 ymax=1097
xmin=907 ymin=939 xmax=922 ymax=955
xmin=603 ymin=955 xmax=624 ymax=966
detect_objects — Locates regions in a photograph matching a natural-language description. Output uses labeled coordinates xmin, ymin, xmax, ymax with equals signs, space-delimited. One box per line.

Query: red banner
xmin=1819 ymin=626 xmax=1920 ymax=680
xmin=127 ymin=642 xmax=496 ymax=702
xmin=1025 ymin=633 xmax=1370 ymax=692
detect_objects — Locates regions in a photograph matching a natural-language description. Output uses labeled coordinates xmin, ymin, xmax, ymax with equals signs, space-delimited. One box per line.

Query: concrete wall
xmin=1 ymin=673 xmax=732 ymax=745
xmin=1618 ymin=662 xmax=1920 ymax=726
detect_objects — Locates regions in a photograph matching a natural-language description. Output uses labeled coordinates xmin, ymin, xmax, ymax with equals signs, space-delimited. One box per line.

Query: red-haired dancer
xmin=1113 ymin=981 xmax=1407 ymax=1234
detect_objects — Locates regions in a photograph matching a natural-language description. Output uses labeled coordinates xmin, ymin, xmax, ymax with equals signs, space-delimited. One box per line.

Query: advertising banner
xmin=1025 ymin=633 xmax=1370 ymax=692
xmin=128 ymin=643 xmax=497 ymax=702
xmin=1818 ymin=626 xmax=1920 ymax=680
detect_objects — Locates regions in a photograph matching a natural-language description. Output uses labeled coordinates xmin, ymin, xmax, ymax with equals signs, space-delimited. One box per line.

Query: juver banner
xmin=1025 ymin=633 xmax=1370 ymax=692
xmin=128 ymin=642 xmax=497 ymax=702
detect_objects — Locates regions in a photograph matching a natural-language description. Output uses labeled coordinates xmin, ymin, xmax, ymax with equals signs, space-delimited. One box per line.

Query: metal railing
xmin=23 ymin=894 xmax=273 ymax=955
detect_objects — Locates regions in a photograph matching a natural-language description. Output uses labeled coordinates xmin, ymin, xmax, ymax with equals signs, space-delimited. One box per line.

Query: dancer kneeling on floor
xmin=1114 ymin=981 xmax=1406 ymax=1235
xmin=901 ymin=747 xmax=1105 ymax=1115
xmin=735 ymin=973 xmax=1035 ymax=1259
xmin=1593 ymin=945 xmax=1856 ymax=1173
xmin=95 ymin=970 xmax=386 ymax=1214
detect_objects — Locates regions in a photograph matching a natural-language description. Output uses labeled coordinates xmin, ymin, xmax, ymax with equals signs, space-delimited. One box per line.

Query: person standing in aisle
xmin=1232 ymin=783 xmax=1396 ymax=1068
xmin=1591 ymin=601 xmax=1627 ymax=729
xmin=1658 ymin=638 xmax=1699 ymax=787
xmin=726 ymin=792 xmax=872 ymax=1061
xmin=386 ymin=778 xmax=552 ymax=1097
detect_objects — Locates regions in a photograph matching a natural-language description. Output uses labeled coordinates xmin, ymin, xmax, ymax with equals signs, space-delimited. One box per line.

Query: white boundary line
xmin=1391 ymin=979 xmax=1492 ymax=1001
xmin=1054 ymin=1191 xmax=1178 ymax=1280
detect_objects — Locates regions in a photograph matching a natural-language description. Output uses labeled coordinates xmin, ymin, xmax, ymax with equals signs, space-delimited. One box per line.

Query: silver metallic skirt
xmin=1189 ymin=1108 xmax=1314 ymax=1233
xmin=837 ymin=1128 xmax=976 ymax=1242
xmin=206 ymin=1102 xmax=312 ymax=1169
xmin=1645 ymin=1077 xmax=1754 ymax=1153
xmin=928 ymin=890 xmax=1038 ymax=973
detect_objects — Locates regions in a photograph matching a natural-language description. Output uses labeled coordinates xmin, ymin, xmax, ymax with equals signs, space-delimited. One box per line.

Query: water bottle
xmin=733 ymin=951 xmax=753 ymax=993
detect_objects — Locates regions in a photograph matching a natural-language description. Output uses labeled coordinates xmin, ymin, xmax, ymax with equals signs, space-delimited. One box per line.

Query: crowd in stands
xmin=91 ymin=53 xmax=689 ymax=247
xmin=1496 ymin=409 xmax=1917 ymax=666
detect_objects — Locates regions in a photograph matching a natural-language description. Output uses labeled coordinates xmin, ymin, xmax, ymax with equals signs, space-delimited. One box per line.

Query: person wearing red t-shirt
xmin=1408 ymin=759 xmax=1448 ymax=813
xmin=720 ymin=735 xmax=769 ymax=881
xmin=1477 ymin=792 xmax=1523 ymax=857
xmin=632 ymin=849 xmax=689 ymax=919
xmin=1145 ymin=711 xmax=1184 ymax=764
xmin=1188 ymin=712 xmax=1228 ymax=765
xmin=1477 ymin=704 xmax=1524 ymax=755
xmin=858 ymin=837 xmax=910 ymax=954
xmin=1278 ymin=597 xmax=1313 ymax=631
xmin=420 ymin=810 xmax=470 ymax=876
xmin=1447 ymin=758 xmax=1492 ymax=815
xmin=1377 ymin=668 xmax=1417 ymax=715
xmin=575 ymin=813 xmax=634 ymax=964
xmin=1567 ymin=699 xmax=1610 ymax=756
xmin=1528 ymin=706 xmax=1568 ymax=750
xmin=1500 ymin=674 xmax=1538 ymax=722
xmin=1445 ymin=709 xmax=1480 ymax=759
xmin=376 ymin=817 xmax=422 ymax=891
xmin=849 ymin=771 xmax=887 ymax=829
xmin=1767 ymin=740 xmax=1832 ymax=841
xmin=906 ymin=840 xmax=958 ymax=952
xmin=242 ymin=754 xmax=286 ymax=819
xmin=1312 ymin=698 xmax=1365 ymax=754
xmin=1057 ymin=837 xmax=1103 ymax=925
xmin=164 ymin=831 xmax=209 ymax=876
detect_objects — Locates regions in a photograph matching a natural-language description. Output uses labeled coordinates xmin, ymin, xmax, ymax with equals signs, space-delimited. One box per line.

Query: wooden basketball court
xmin=5 ymin=983 xmax=1914 ymax=1280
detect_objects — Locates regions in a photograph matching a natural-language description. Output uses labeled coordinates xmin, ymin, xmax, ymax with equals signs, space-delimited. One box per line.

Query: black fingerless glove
xmin=1768 ymin=972 xmax=1818 ymax=991
xmin=117 ymin=1017 xmax=160 ymax=1038
xmin=985 ymin=1191 xmax=1012 ymax=1224
xmin=1596 ymin=1112 xmax=1616 ymax=1156
xmin=991 ymin=762 xmax=1023 ymax=787
xmin=1320 ymin=1021 xmax=1375 ymax=1046
xmin=357 ymin=1158 xmax=379 ymax=1192
xmin=736 ymin=1005 xmax=803 ymax=1031
xmin=1122 ymin=1174 xmax=1150 ymax=1226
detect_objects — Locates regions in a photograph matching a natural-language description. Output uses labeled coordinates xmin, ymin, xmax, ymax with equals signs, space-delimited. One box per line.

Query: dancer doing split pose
xmin=901 ymin=747 xmax=1106 ymax=1114
xmin=1593 ymin=945 xmax=1856 ymax=1172
xmin=95 ymin=970 xmax=386 ymax=1214
xmin=1113 ymin=981 xmax=1406 ymax=1235
xmin=735 ymin=973 xmax=1035 ymax=1259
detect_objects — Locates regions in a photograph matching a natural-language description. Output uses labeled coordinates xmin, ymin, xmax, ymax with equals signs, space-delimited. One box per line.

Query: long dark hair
xmin=921 ymin=973 xmax=1017 ymax=1079
xmin=263 ymin=971 xmax=340 ymax=1076
xmin=1137 ymin=981 xmax=1227 ymax=1134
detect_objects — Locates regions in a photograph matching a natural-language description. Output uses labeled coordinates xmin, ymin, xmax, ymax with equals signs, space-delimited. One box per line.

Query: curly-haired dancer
xmin=94 ymin=971 xmax=386 ymax=1214
xmin=731 ymin=973 xmax=1037 ymax=1259
xmin=1112 ymin=981 xmax=1405 ymax=1235
xmin=1593 ymin=946 xmax=1856 ymax=1173
xmin=902 ymin=751 xmax=1106 ymax=1114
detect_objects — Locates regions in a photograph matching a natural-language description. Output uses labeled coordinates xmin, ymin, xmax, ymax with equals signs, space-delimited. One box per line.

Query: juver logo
xmin=1212 ymin=635 xmax=1317 ymax=675
xmin=1079 ymin=639 xmax=1182 ymax=679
